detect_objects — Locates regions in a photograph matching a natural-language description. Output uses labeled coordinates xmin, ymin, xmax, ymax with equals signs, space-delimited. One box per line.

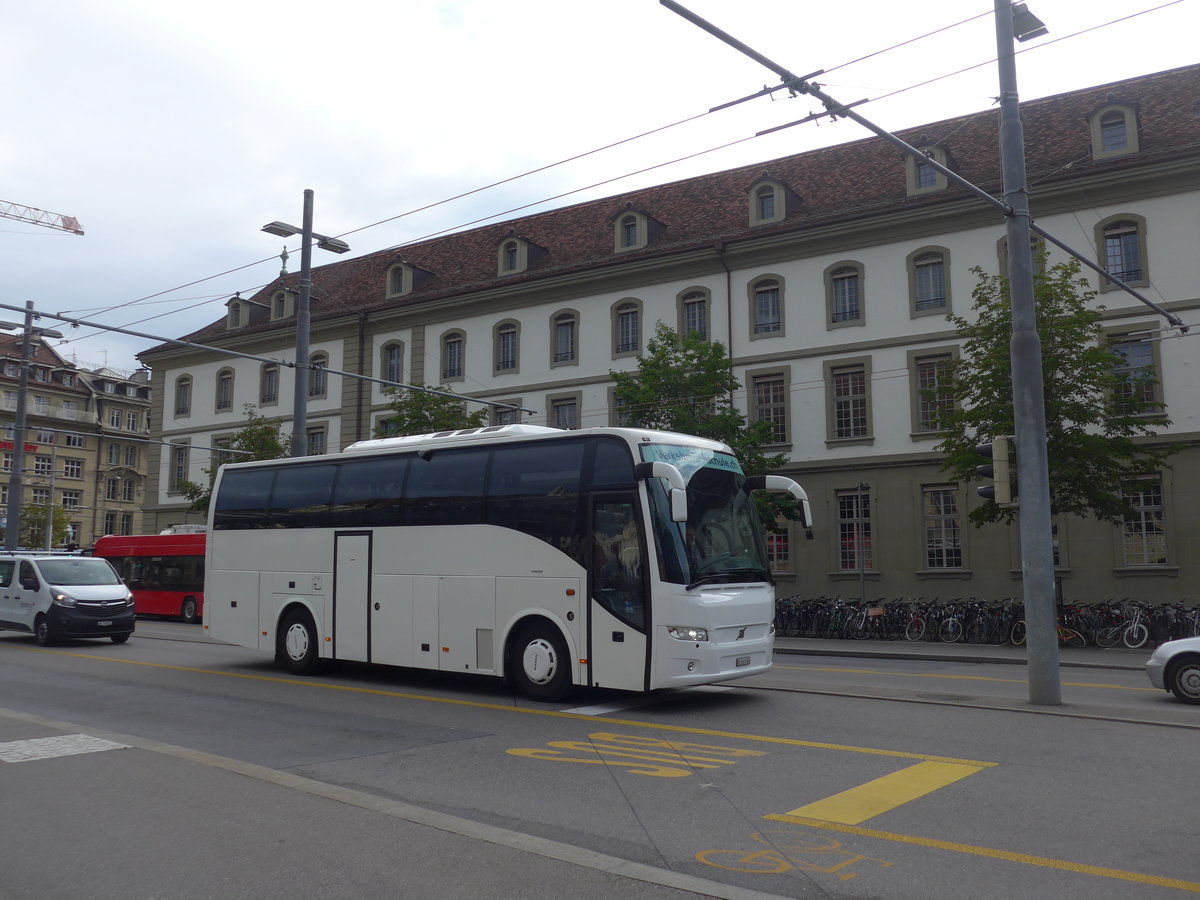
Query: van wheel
xmin=278 ymin=609 xmax=321 ymax=675
xmin=180 ymin=596 xmax=198 ymax=624
xmin=111 ymin=633 xmax=130 ymax=644
xmin=34 ymin=615 xmax=53 ymax=647
xmin=510 ymin=623 xmax=572 ymax=702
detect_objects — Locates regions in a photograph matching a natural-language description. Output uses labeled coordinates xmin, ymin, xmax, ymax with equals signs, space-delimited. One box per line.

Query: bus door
xmin=333 ymin=532 xmax=372 ymax=662
xmin=588 ymin=495 xmax=649 ymax=692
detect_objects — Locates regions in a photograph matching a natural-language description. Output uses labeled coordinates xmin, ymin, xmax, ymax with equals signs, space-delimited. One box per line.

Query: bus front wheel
xmin=180 ymin=596 xmax=198 ymax=624
xmin=277 ymin=609 xmax=320 ymax=675
xmin=511 ymin=623 xmax=571 ymax=702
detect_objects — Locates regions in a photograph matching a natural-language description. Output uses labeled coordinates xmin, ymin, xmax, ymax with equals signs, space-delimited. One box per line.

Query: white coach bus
xmin=205 ymin=424 xmax=810 ymax=700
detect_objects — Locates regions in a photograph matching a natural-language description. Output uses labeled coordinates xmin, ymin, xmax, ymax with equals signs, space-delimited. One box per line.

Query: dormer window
xmin=271 ymin=290 xmax=292 ymax=320
xmin=612 ymin=208 xmax=662 ymax=253
xmin=226 ymin=296 xmax=247 ymax=329
xmin=1089 ymin=100 xmax=1139 ymax=160
xmin=386 ymin=263 xmax=410 ymax=298
xmin=498 ymin=238 xmax=526 ymax=275
xmin=905 ymin=146 xmax=949 ymax=195
xmin=748 ymin=177 xmax=794 ymax=226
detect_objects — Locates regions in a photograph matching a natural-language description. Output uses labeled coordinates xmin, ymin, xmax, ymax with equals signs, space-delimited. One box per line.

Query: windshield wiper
xmin=685 ymin=567 xmax=770 ymax=591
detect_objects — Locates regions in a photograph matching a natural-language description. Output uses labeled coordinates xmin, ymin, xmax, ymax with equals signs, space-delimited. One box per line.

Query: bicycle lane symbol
xmin=696 ymin=830 xmax=892 ymax=880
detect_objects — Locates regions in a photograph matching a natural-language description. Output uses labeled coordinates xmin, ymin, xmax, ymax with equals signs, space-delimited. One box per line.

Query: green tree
xmin=20 ymin=504 xmax=71 ymax=548
xmin=375 ymin=382 xmax=489 ymax=437
xmin=179 ymin=404 xmax=291 ymax=513
xmin=935 ymin=258 xmax=1175 ymax=525
xmin=610 ymin=322 xmax=794 ymax=522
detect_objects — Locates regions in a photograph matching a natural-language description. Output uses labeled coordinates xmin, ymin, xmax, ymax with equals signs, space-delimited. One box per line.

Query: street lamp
xmin=261 ymin=190 xmax=350 ymax=458
xmin=1 ymin=301 xmax=64 ymax=550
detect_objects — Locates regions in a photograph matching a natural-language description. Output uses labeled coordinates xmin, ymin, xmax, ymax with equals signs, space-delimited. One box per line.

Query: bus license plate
xmin=735 ymin=655 xmax=751 ymax=667
xmin=98 ymin=621 xmax=112 ymax=627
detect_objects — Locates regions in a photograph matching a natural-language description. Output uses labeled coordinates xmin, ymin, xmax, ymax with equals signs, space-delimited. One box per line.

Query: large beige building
xmin=139 ymin=64 xmax=1200 ymax=605
xmin=0 ymin=334 xmax=152 ymax=548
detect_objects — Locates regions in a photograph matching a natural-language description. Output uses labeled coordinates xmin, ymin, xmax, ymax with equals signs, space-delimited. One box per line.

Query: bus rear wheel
xmin=278 ymin=609 xmax=320 ymax=675
xmin=180 ymin=596 xmax=199 ymax=624
xmin=511 ymin=624 xmax=571 ymax=702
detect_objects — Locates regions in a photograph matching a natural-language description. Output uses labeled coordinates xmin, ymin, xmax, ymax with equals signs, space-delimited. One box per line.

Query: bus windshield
xmin=640 ymin=444 xmax=771 ymax=588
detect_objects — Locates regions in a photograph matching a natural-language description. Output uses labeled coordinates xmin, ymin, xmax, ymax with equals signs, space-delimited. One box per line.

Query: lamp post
xmin=1 ymin=301 xmax=64 ymax=550
xmin=995 ymin=0 xmax=1061 ymax=704
xmin=262 ymin=190 xmax=350 ymax=458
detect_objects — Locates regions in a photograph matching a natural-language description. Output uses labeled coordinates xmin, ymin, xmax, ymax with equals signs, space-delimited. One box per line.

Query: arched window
xmin=494 ymin=321 xmax=519 ymax=373
xmin=750 ymin=278 xmax=783 ymax=336
xmin=174 ymin=376 xmax=192 ymax=417
xmin=260 ymin=364 xmax=279 ymax=405
xmin=308 ymin=353 xmax=328 ymax=398
xmin=442 ymin=331 xmax=464 ymax=380
xmin=215 ymin=369 xmax=234 ymax=412
xmin=380 ymin=342 xmax=404 ymax=384
xmin=551 ymin=311 xmax=578 ymax=366
xmin=613 ymin=301 xmax=641 ymax=356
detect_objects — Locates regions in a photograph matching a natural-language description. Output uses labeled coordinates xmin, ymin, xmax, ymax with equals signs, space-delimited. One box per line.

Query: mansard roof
xmin=158 ymin=62 xmax=1200 ymax=351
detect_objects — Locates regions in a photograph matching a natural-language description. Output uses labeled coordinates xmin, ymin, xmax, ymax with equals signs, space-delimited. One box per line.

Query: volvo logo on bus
xmin=736 ymin=627 xmax=746 ymax=641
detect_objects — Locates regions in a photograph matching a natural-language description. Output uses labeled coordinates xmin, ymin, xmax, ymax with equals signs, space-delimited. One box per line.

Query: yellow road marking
xmin=762 ymin=815 xmax=1200 ymax=894
xmin=7 ymin=643 xmax=996 ymax=766
xmin=774 ymin=664 xmax=1158 ymax=693
xmin=783 ymin=761 xmax=984 ymax=825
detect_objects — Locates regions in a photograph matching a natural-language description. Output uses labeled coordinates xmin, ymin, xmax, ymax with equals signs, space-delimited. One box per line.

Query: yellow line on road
xmin=782 ymin=761 xmax=984 ymax=825
xmin=7 ymin=643 xmax=996 ymax=767
xmin=762 ymin=814 xmax=1200 ymax=893
xmin=775 ymin=663 xmax=1158 ymax=693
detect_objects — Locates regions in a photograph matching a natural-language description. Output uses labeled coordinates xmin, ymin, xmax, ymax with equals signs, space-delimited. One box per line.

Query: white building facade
xmin=139 ymin=65 xmax=1200 ymax=605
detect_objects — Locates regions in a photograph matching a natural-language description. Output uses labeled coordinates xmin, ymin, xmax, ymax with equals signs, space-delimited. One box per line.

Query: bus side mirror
xmin=670 ymin=489 xmax=688 ymax=523
xmin=744 ymin=474 xmax=814 ymax=531
xmin=634 ymin=461 xmax=689 ymax=523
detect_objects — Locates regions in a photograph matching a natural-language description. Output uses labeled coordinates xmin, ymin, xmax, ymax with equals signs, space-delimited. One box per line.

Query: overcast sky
xmin=4 ymin=0 xmax=1194 ymax=373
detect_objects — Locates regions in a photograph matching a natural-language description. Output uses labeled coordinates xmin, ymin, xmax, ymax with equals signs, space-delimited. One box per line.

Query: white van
xmin=0 ymin=554 xmax=135 ymax=645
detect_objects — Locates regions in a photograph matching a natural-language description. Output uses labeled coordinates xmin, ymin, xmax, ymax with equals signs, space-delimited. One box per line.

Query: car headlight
xmin=125 ymin=592 xmax=135 ymax=607
xmin=51 ymin=592 xmax=77 ymax=608
xmin=667 ymin=625 xmax=709 ymax=642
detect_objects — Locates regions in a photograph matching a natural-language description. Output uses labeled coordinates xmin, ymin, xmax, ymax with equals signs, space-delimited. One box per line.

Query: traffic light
xmin=975 ymin=436 xmax=1013 ymax=505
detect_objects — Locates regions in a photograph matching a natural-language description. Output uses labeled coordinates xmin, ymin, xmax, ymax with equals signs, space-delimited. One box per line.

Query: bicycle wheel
xmin=1095 ymin=626 xmax=1122 ymax=649
xmin=965 ymin=620 xmax=986 ymax=644
xmin=939 ymin=618 xmax=963 ymax=643
xmin=904 ymin=617 xmax=925 ymax=642
xmin=1009 ymin=620 xmax=1027 ymax=646
xmin=1060 ymin=627 xmax=1086 ymax=649
xmin=1123 ymin=623 xmax=1149 ymax=649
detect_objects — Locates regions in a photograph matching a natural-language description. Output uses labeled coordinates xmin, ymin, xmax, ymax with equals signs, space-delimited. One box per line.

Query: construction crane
xmin=0 ymin=200 xmax=84 ymax=235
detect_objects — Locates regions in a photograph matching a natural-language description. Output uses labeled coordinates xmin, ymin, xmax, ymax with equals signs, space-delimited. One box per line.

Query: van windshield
xmin=37 ymin=558 xmax=122 ymax=586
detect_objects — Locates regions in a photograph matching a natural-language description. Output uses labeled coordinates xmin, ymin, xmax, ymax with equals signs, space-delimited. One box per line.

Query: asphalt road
xmin=1 ymin=622 xmax=1196 ymax=899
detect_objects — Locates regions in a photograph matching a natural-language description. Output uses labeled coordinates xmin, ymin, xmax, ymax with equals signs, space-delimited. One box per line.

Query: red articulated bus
xmin=93 ymin=530 xmax=206 ymax=623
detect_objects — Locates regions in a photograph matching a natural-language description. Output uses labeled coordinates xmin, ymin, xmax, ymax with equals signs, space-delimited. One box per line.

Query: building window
xmin=260 ymin=364 xmax=279 ymax=405
xmin=1098 ymin=217 xmax=1147 ymax=288
xmin=227 ymin=301 xmax=242 ymax=329
xmin=906 ymin=146 xmax=949 ymax=194
xmin=127 ymin=411 xmax=139 ymax=431
xmin=34 ymin=395 xmax=49 ymax=413
xmin=123 ymin=479 xmax=136 ymax=502
xmin=106 ymin=478 xmax=120 ymax=501
xmin=613 ymin=301 xmax=641 ymax=357
xmin=120 ymin=513 xmax=134 ymax=535
xmin=386 ymin=263 xmax=411 ymax=298
xmin=66 ymin=433 xmax=85 ymax=449
xmin=174 ymin=377 xmax=192 ymax=417
xmin=108 ymin=443 xmax=121 ymax=466
xmin=104 ymin=512 xmax=117 ymax=535
xmin=1111 ymin=332 xmax=1160 ymax=414
xmin=109 ymin=408 xmax=121 ymax=428
xmin=215 ymin=369 xmax=234 ymax=411
xmin=494 ymin=321 xmax=519 ymax=374
xmin=913 ymin=353 xmax=955 ymax=433
xmin=32 ymin=488 xmax=51 ymax=506
xmin=442 ymin=331 xmax=464 ymax=381
xmin=271 ymin=291 xmax=290 ymax=320
xmin=751 ymin=278 xmax=782 ymax=335
xmin=381 ymin=342 xmax=404 ymax=384
xmin=1122 ymin=478 xmax=1166 ymax=566
xmin=678 ymin=289 xmax=709 ymax=341
xmin=62 ymin=491 xmax=81 ymax=510
xmin=550 ymin=397 xmax=579 ymax=430
xmin=911 ymin=250 xmax=948 ymax=314
xmin=63 ymin=459 xmax=83 ymax=479
xmin=308 ymin=353 xmax=328 ymax=398
xmin=826 ymin=262 xmax=863 ymax=327
xmin=498 ymin=238 xmax=531 ymax=275
xmin=1 ymin=452 xmax=9 ymax=472
xmin=169 ymin=443 xmax=190 ymax=492
xmin=124 ymin=445 xmax=137 ymax=467
xmin=827 ymin=361 xmax=871 ymax=441
xmin=1089 ymin=102 xmax=1139 ymax=159
xmin=838 ymin=488 xmax=873 ymax=572
xmin=748 ymin=179 xmax=789 ymax=226
xmin=33 ymin=455 xmax=52 ymax=476
xmin=752 ymin=373 xmax=788 ymax=444
xmin=923 ymin=486 xmax=963 ymax=569
xmin=306 ymin=427 xmax=326 ymax=456
xmin=766 ymin=527 xmax=790 ymax=574
xmin=552 ymin=311 xmax=577 ymax=365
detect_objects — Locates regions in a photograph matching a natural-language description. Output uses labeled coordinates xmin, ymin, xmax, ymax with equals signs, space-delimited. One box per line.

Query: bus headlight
xmin=667 ymin=625 xmax=709 ymax=642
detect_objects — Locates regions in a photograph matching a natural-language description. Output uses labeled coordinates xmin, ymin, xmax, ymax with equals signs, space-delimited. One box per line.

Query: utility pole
xmin=995 ymin=0 xmax=1061 ymax=703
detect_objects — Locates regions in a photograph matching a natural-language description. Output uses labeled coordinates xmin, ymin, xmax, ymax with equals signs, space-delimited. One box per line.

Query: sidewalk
xmin=773 ymin=635 xmax=1150 ymax=670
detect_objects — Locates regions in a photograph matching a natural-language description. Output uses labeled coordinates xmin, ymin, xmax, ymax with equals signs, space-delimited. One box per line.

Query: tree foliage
xmin=21 ymin=504 xmax=71 ymax=548
xmin=376 ymin=382 xmax=489 ymax=437
xmin=610 ymin=322 xmax=795 ymax=523
xmin=179 ymin=404 xmax=291 ymax=513
xmin=935 ymin=258 xmax=1175 ymax=525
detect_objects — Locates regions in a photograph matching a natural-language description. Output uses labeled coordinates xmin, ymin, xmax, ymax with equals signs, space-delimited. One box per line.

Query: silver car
xmin=1145 ymin=637 xmax=1200 ymax=704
